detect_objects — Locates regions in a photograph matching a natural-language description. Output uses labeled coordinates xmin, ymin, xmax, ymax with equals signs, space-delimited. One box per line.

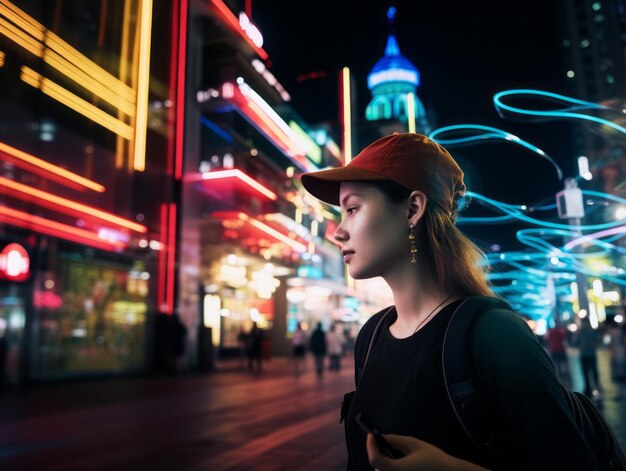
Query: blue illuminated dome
xmin=367 ymin=35 xmax=420 ymax=90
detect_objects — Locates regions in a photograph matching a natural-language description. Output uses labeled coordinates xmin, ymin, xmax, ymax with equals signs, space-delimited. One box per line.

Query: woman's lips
xmin=342 ymin=251 xmax=355 ymax=263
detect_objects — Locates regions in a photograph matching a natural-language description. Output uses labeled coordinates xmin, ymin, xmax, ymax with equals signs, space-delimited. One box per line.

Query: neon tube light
xmin=0 ymin=141 xmax=105 ymax=192
xmin=174 ymin=0 xmax=188 ymax=180
xmin=158 ymin=203 xmax=168 ymax=312
xmin=429 ymin=124 xmax=563 ymax=181
xmin=342 ymin=67 xmax=352 ymax=164
xmin=199 ymin=169 xmax=278 ymax=200
xmin=0 ymin=176 xmax=147 ymax=233
xmin=132 ymin=0 xmax=153 ymax=172
xmin=564 ymin=225 xmax=626 ymax=251
xmin=214 ymin=211 xmax=308 ymax=252
xmin=0 ymin=2 xmax=136 ymax=109
xmin=209 ymin=0 xmax=268 ymax=60
xmin=0 ymin=1 xmax=135 ymax=101
xmin=407 ymin=93 xmax=416 ymax=133
xmin=20 ymin=66 xmax=134 ymax=139
xmin=0 ymin=50 xmax=4 ymax=66
xmin=166 ymin=203 xmax=177 ymax=314
xmin=0 ymin=205 xmax=125 ymax=252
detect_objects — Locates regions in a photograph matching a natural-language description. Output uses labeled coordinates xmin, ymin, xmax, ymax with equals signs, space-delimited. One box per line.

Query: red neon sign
xmin=0 ymin=243 xmax=30 ymax=281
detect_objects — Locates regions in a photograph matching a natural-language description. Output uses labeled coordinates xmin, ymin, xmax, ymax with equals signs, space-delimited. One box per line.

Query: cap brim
xmin=300 ymin=166 xmax=389 ymax=206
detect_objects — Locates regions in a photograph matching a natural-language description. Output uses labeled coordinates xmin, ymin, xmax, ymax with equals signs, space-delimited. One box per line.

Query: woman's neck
xmin=385 ymin=263 xmax=454 ymax=338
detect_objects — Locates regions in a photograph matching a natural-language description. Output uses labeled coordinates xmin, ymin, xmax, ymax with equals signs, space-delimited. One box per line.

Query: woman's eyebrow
xmin=340 ymin=192 xmax=362 ymax=207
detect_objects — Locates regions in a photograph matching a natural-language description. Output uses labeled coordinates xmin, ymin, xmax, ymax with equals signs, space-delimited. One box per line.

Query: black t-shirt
xmin=345 ymin=300 xmax=598 ymax=471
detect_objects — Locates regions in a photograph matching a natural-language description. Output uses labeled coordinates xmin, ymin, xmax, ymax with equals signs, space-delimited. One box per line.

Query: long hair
xmin=375 ymin=180 xmax=494 ymax=297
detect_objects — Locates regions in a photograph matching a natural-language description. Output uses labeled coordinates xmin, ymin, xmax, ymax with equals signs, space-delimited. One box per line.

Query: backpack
xmin=351 ymin=296 xmax=626 ymax=470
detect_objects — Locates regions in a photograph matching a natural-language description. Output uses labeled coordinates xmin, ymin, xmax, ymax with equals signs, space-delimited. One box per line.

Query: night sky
xmin=253 ymin=0 xmax=579 ymax=251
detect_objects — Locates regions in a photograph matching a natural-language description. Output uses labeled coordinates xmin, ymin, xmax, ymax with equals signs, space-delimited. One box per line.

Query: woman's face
xmin=334 ymin=182 xmax=410 ymax=279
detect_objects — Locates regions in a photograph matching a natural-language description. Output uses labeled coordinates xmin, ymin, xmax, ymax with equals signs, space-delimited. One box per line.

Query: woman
xmin=300 ymin=133 xmax=598 ymax=470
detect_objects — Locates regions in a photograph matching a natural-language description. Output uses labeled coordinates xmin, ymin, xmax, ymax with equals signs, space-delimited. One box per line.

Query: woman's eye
xmin=346 ymin=207 xmax=356 ymax=215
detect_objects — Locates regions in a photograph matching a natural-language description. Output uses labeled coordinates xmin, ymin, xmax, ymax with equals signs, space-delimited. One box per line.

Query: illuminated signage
xmin=288 ymin=121 xmax=322 ymax=165
xmin=239 ymin=12 xmax=263 ymax=48
xmin=251 ymin=59 xmax=290 ymax=101
xmin=0 ymin=243 xmax=30 ymax=281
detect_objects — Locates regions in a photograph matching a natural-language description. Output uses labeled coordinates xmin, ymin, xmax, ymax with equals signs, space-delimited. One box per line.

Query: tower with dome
xmin=365 ymin=7 xmax=430 ymax=135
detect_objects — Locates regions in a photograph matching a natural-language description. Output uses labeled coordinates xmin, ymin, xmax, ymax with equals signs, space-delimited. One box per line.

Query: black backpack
xmin=353 ymin=296 xmax=626 ymax=470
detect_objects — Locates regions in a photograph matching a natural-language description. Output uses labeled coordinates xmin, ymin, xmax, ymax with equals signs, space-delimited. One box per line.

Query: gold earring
xmin=408 ymin=223 xmax=417 ymax=264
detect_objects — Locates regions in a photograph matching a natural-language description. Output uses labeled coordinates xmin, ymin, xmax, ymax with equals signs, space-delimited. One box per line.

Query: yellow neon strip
xmin=407 ymin=93 xmax=416 ymax=133
xmin=21 ymin=67 xmax=133 ymax=140
xmin=0 ymin=175 xmax=147 ymax=233
xmin=132 ymin=0 xmax=153 ymax=172
xmin=43 ymin=50 xmax=135 ymax=116
xmin=0 ymin=17 xmax=43 ymax=57
xmin=342 ymin=67 xmax=352 ymax=164
xmin=0 ymin=141 xmax=105 ymax=192
xmin=116 ymin=0 xmax=133 ymax=170
xmin=0 ymin=51 xmax=4 ymax=66
xmin=0 ymin=1 xmax=136 ymax=103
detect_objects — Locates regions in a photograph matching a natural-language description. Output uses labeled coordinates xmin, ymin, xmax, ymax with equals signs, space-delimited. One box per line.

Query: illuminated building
xmin=180 ymin=0 xmax=350 ymax=362
xmin=0 ymin=1 xmax=184 ymax=382
xmin=560 ymin=0 xmax=626 ymax=321
xmin=364 ymin=7 xmax=430 ymax=136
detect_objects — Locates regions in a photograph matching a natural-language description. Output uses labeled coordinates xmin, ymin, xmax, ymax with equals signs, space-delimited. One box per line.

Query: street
xmin=0 ymin=349 xmax=624 ymax=471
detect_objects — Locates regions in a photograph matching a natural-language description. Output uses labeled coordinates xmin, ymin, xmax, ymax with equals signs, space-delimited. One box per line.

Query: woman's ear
xmin=407 ymin=191 xmax=427 ymax=225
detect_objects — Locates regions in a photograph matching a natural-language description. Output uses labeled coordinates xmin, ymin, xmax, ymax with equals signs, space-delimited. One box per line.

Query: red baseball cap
xmin=300 ymin=133 xmax=466 ymax=214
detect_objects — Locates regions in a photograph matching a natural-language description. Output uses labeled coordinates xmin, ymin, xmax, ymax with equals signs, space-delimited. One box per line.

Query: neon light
xmin=174 ymin=0 xmax=188 ymax=180
xmin=407 ymin=93 xmax=416 ymax=133
xmin=200 ymin=116 xmax=234 ymax=142
xmin=0 ymin=141 xmax=105 ymax=192
xmin=214 ymin=212 xmax=308 ymax=252
xmin=493 ymin=89 xmax=626 ymax=135
xmin=0 ymin=243 xmax=29 ymax=281
xmin=288 ymin=121 xmax=322 ymax=164
xmin=132 ymin=0 xmax=153 ymax=172
xmin=0 ymin=205 xmax=125 ymax=252
xmin=238 ymin=12 xmax=263 ymax=47
xmin=20 ymin=66 xmax=134 ymax=139
xmin=342 ymin=67 xmax=352 ymax=164
xmin=221 ymin=82 xmax=316 ymax=171
xmin=251 ymin=59 xmax=290 ymax=101
xmin=0 ymin=176 xmax=147 ymax=233
xmin=0 ymin=50 xmax=4 ymax=66
xmin=0 ymin=1 xmax=136 ymax=104
xmin=209 ymin=0 xmax=268 ymax=60
xmin=166 ymin=203 xmax=177 ymax=314
xmin=368 ymin=69 xmax=418 ymax=88
xmin=429 ymin=124 xmax=563 ymax=180
xmin=564 ymin=225 xmax=626 ymax=251
xmin=198 ymin=169 xmax=278 ymax=200
xmin=158 ymin=203 xmax=167 ymax=312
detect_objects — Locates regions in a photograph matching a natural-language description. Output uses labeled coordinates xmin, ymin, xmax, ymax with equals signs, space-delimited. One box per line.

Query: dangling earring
xmin=408 ymin=223 xmax=417 ymax=264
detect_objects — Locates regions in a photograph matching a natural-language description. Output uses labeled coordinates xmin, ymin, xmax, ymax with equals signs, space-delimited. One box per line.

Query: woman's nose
xmin=334 ymin=221 xmax=348 ymax=242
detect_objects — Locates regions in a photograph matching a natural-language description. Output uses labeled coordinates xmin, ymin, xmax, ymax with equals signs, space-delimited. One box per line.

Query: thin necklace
xmin=413 ymin=294 xmax=454 ymax=334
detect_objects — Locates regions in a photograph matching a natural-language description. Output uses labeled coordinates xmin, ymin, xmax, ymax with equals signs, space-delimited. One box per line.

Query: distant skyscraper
xmin=561 ymin=0 xmax=626 ymax=195
xmin=365 ymin=7 xmax=430 ymax=134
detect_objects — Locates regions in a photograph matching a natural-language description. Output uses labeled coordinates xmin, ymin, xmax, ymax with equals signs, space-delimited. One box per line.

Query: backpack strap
xmin=442 ymin=296 xmax=512 ymax=452
xmin=355 ymin=306 xmax=395 ymax=385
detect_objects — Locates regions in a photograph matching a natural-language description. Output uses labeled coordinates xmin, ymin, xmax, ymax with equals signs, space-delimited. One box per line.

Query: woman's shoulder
xmin=355 ymin=306 xmax=394 ymax=346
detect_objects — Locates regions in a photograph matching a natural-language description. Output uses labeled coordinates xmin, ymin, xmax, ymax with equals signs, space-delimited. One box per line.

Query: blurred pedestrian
xmin=291 ymin=322 xmax=307 ymax=375
xmin=246 ymin=322 xmax=264 ymax=374
xmin=545 ymin=323 xmax=570 ymax=386
xmin=300 ymin=132 xmax=602 ymax=470
xmin=327 ymin=322 xmax=346 ymax=371
xmin=237 ymin=328 xmax=248 ymax=370
xmin=607 ymin=319 xmax=626 ymax=400
xmin=576 ymin=317 xmax=603 ymax=398
xmin=309 ymin=322 xmax=327 ymax=377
